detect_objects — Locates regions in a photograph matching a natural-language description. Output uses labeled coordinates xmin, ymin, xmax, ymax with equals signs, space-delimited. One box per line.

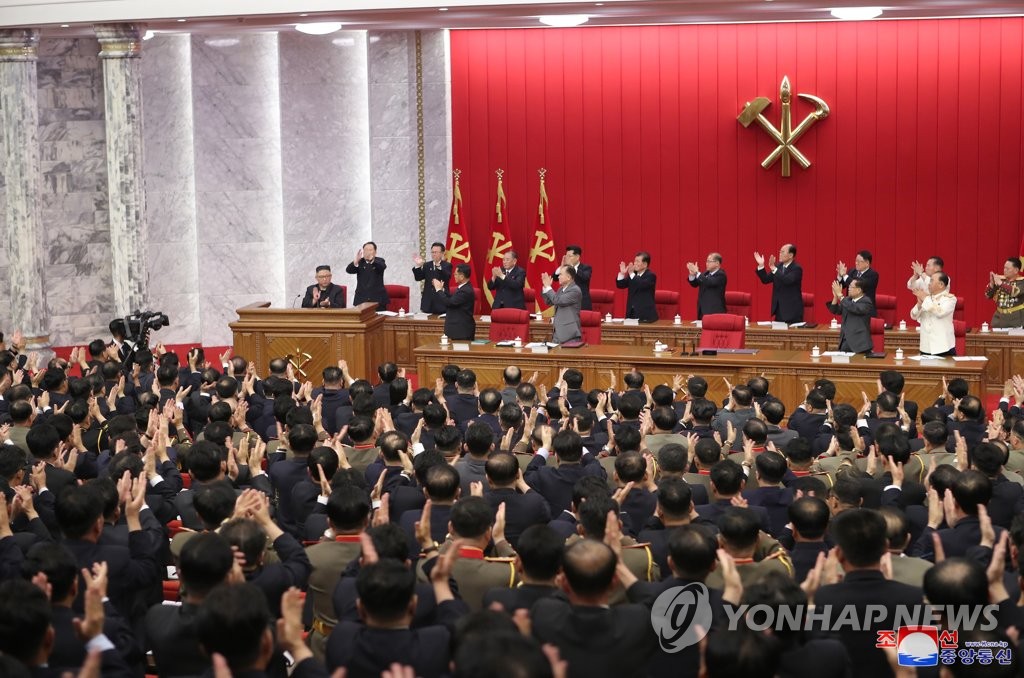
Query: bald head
xmin=562 ymin=539 xmax=617 ymax=598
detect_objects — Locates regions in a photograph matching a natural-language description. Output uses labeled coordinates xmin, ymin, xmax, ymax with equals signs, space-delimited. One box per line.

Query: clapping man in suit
xmin=615 ymin=251 xmax=658 ymax=322
xmin=488 ymin=250 xmax=526 ymax=309
xmin=826 ymin=279 xmax=875 ymax=354
xmin=301 ymin=265 xmax=346 ymax=309
xmin=412 ymin=242 xmax=453 ymax=315
xmin=433 ymin=264 xmax=476 ymax=340
xmin=346 ymin=241 xmax=389 ymax=310
xmin=754 ymin=243 xmax=804 ymax=324
xmin=686 ymin=252 xmax=727 ymax=319
xmin=541 ymin=266 xmax=582 ymax=344
xmin=837 ymin=250 xmax=879 ymax=314
xmin=561 ymin=245 xmax=593 ymax=310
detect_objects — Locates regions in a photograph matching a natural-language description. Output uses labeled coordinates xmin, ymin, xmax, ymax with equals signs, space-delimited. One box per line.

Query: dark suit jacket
xmin=302 ymin=282 xmax=346 ymax=309
xmin=616 ymin=271 xmax=658 ymax=322
xmin=487 ymin=265 xmax=527 ymax=309
xmin=484 ymin=488 xmax=551 ymax=548
xmin=787 ymin=409 xmax=827 ymax=442
xmin=812 ymin=570 xmax=923 ymax=678
xmin=399 ymin=504 xmax=453 ymax=560
xmin=619 ymin=488 xmax=658 ymax=537
xmin=742 ymin=486 xmax=795 ymax=537
xmin=840 ymin=267 xmax=879 ymax=313
xmin=756 ymin=261 xmax=804 ymax=324
xmin=145 ymin=601 xmax=208 ymax=678
xmin=484 ymin=583 xmax=561 ymax=612
xmin=826 ymin=295 xmax=875 ymax=354
xmin=446 ymin=393 xmax=480 ymax=427
xmin=346 ymin=258 xmax=389 ymax=309
xmin=325 ymin=600 xmax=468 ymax=677
xmin=530 ymin=598 xmax=657 ymax=678
xmin=414 ymin=260 xmax=453 ymax=314
xmin=695 ymin=500 xmax=771 ymax=534
xmin=789 ymin=541 xmax=831 ymax=583
xmin=438 ymin=283 xmax=476 ymax=340
xmin=64 ymin=534 xmax=160 ymax=623
xmin=524 ymin=454 xmax=607 ymax=514
xmin=688 ymin=269 xmax=727 ymax=319
xmin=312 ymin=387 xmax=351 ymax=436
xmin=567 ymin=263 xmax=593 ymax=310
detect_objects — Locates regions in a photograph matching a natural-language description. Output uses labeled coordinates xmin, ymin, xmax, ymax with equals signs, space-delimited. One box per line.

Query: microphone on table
xmin=291 ymin=294 xmax=302 ymax=308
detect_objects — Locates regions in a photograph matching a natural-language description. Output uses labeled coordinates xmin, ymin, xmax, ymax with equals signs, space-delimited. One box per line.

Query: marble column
xmin=95 ymin=23 xmax=148 ymax=316
xmin=0 ymin=29 xmax=49 ymax=348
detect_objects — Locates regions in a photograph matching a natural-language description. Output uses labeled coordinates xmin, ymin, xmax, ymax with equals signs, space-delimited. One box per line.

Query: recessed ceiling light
xmin=829 ymin=6 xmax=883 ymax=20
xmin=538 ymin=14 xmax=589 ymax=27
xmin=176 ymin=18 xmax=187 ymax=22
xmin=439 ymin=7 xmax=449 ymax=11
xmin=295 ymin=21 xmax=343 ymax=35
xmin=299 ymin=13 xmax=309 ymax=17
xmin=595 ymin=2 xmax=603 ymax=5
xmin=143 ymin=30 xmax=155 ymax=40
xmin=60 ymin=24 xmax=69 ymax=28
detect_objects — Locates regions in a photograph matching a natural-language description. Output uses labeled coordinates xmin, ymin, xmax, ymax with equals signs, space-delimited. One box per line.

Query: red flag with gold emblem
xmin=444 ymin=170 xmax=472 ymax=284
xmin=482 ymin=169 xmax=514 ymax=309
xmin=527 ymin=169 xmax=557 ymax=316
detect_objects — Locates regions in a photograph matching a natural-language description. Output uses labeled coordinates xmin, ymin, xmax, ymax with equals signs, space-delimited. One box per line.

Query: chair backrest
xmin=580 ymin=310 xmax=602 ymax=344
xmin=489 ymin=308 xmax=531 ymax=342
xmin=724 ymin=290 xmax=752 ymax=318
xmin=337 ymin=285 xmax=348 ymax=308
xmin=523 ymin=287 xmax=536 ymax=313
xmin=473 ymin=287 xmax=483 ymax=316
xmin=954 ymin=296 xmax=965 ymax=323
xmin=870 ymin=317 xmax=885 ymax=353
xmin=954 ymin=320 xmax=966 ymax=356
xmin=655 ymin=289 xmax=680 ymax=319
xmin=384 ymin=284 xmax=410 ymax=313
xmin=699 ymin=313 xmax=745 ymax=349
xmin=875 ymin=294 xmax=897 ymax=328
xmin=802 ymin=293 xmax=815 ymax=323
xmin=590 ymin=288 xmax=616 ymax=316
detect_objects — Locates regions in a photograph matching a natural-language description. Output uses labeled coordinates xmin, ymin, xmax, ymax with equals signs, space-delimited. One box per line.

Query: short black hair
xmin=667 ymin=525 xmax=718 ymax=579
xmin=0 ymin=579 xmax=51 ymax=662
xmin=465 ymin=422 xmax=494 ymax=456
xmin=425 ymin=464 xmax=461 ymax=501
xmin=690 ymin=398 xmax=716 ymax=423
xmin=952 ymin=470 xmax=991 ymax=516
xmin=694 ymin=438 xmax=723 ymax=466
xmin=788 ymin=497 xmax=830 ymax=540
xmin=55 ymin=483 xmax=104 ymax=539
xmin=651 ymin=406 xmax=676 ymax=431
xmin=657 ymin=444 xmax=688 ymax=474
xmin=687 ymin=376 xmax=708 ymax=398
xmin=515 ymin=525 xmax=564 ymax=580
xmin=656 ymin=477 xmax=693 ymax=519
xmin=710 ymin=459 xmax=745 ymax=495
xmin=219 ymin=518 xmax=267 ymax=568
xmin=196 ymin=583 xmax=271 ymax=670
xmin=450 ymin=496 xmax=493 ymax=539
xmin=22 ymin=542 xmax=78 ymax=602
xmin=179 ymin=532 xmax=234 ymax=596
xmin=831 ymin=509 xmax=887 ymax=567
xmin=552 ymin=429 xmax=583 ymax=462
xmin=754 ymin=450 xmax=787 ymax=484
xmin=327 ymin=485 xmax=372 ymax=531
xmin=718 ymin=508 xmax=761 ymax=550
xmin=614 ymin=450 xmax=645 ymax=483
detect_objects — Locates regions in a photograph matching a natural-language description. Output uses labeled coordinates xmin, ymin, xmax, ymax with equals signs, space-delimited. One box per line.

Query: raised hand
xmin=413 ymin=254 xmax=424 ymax=267
xmin=541 ymin=272 xmax=553 ymax=288
xmin=686 ymin=262 xmax=699 ymax=275
xmin=753 ymin=251 xmax=765 ymax=267
xmin=619 ymin=261 xmax=628 ymax=275
xmin=768 ymin=254 xmax=777 ymax=269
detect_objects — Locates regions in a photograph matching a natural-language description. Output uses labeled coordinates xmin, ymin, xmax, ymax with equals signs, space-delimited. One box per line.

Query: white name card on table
xmin=452 ymin=343 xmax=471 ymax=352
xmin=624 ymin=318 xmax=639 ymax=326
xmin=530 ymin=345 xmax=550 ymax=354
xmin=829 ymin=355 xmax=850 ymax=364
xmin=771 ymin=322 xmax=789 ymax=330
xmin=756 ymin=321 xmax=774 ymax=326
xmin=1009 ymin=329 xmax=1024 ymax=336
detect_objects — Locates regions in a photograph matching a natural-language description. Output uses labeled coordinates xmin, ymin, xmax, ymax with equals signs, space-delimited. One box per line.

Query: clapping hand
xmin=753 ymin=251 xmax=765 ymax=267
xmin=686 ymin=262 xmax=699 ymax=275
xmin=836 ymin=261 xmax=847 ymax=278
xmin=413 ymin=254 xmax=424 ymax=267
xmin=619 ymin=261 xmax=628 ymax=275
xmin=541 ymin=272 xmax=553 ymax=288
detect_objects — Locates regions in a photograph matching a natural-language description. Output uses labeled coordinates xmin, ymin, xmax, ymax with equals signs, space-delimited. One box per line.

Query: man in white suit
xmin=909 ymin=272 xmax=957 ymax=356
xmin=541 ymin=266 xmax=582 ymax=344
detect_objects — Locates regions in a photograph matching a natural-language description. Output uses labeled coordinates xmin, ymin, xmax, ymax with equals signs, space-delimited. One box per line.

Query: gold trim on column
xmin=0 ymin=29 xmax=39 ymax=62
xmin=415 ymin=30 xmax=427 ymax=259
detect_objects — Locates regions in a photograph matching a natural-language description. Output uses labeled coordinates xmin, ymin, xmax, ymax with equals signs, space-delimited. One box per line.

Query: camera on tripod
xmin=110 ymin=310 xmax=170 ymax=349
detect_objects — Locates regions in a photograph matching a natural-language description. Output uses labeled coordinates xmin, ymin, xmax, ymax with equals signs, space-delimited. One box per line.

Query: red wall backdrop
xmin=450 ymin=19 xmax=1024 ymax=327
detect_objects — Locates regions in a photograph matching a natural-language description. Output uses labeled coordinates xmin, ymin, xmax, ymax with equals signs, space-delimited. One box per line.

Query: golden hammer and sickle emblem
xmin=287 ymin=349 xmax=313 ymax=379
xmin=738 ymin=76 xmax=829 ymax=177
xmin=486 ymin=231 xmax=512 ymax=262
xmin=446 ymin=232 xmax=471 ymax=263
xmin=529 ymin=230 xmax=556 ymax=264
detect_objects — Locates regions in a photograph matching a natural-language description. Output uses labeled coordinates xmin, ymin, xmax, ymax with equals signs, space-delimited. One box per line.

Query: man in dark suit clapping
xmin=615 ymin=251 xmax=658 ymax=322
xmin=346 ymin=241 xmax=389 ymax=310
xmin=433 ymin=264 xmax=475 ymax=340
xmin=561 ymin=245 xmax=593 ymax=310
xmin=413 ymin=242 xmax=453 ymax=314
xmin=687 ymin=252 xmax=727 ymax=319
xmin=755 ymin=243 xmax=804 ymax=324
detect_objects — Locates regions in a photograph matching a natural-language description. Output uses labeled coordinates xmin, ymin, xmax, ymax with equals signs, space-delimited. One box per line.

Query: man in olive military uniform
xmin=305 ymin=486 xmax=370 ymax=661
xmin=704 ymin=507 xmax=793 ymax=589
xmin=416 ymin=497 xmax=517 ymax=612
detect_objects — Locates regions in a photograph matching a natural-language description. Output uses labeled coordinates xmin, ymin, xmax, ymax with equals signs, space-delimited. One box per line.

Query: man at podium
xmin=302 ymin=265 xmax=346 ymax=308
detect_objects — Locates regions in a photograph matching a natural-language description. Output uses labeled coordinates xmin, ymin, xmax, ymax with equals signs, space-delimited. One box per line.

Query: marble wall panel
xmin=279 ymin=31 xmax=371 ymax=306
xmin=192 ymin=33 xmax=285 ymax=346
xmin=37 ymin=37 xmax=114 ymax=347
xmin=141 ymin=34 xmax=200 ymax=345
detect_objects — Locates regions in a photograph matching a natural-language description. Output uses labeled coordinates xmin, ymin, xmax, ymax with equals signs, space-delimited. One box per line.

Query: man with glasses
xmin=686 ymin=252 xmax=727 ymax=319
xmin=302 ymin=265 xmax=346 ymax=309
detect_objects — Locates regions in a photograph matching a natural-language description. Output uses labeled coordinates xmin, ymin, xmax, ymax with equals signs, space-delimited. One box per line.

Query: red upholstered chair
xmin=655 ymin=290 xmax=680 ymax=319
xmin=489 ymin=308 xmax=531 ymax=342
xmin=698 ymin=313 xmax=746 ymax=349
xmin=954 ymin=320 xmax=966 ymax=356
xmin=473 ymin=287 xmax=483 ymax=315
xmin=954 ymin=297 xmax=965 ymax=323
xmin=590 ymin=289 xmax=615 ymax=316
xmin=580 ymin=311 xmax=602 ymax=344
xmin=802 ymin=293 xmax=815 ymax=323
xmin=724 ymin=291 xmax=752 ymax=318
xmin=523 ymin=288 xmax=536 ymax=311
xmin=870 ymin=317 xmax=885 ymax=352
xmin=385 ymin=285 xmax=409 ymax=313
xmin=875 ymin=294 xmax=897 ymax=328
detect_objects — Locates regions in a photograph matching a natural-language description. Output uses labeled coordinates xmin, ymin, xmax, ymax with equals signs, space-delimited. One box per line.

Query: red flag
xmin=482 ymin=169 xmax=514 ymax=309
xmin=444 ymin=170 xmax=472 ymax=280
xmin=527 ymin=169 xmax=557 ymax=315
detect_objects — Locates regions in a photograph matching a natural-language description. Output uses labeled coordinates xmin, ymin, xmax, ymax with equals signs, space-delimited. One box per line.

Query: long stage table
xmin=386 ymin=316 xmax=1021 ymax=390
xmin=413 ymin=343 xmax=988 ymax=408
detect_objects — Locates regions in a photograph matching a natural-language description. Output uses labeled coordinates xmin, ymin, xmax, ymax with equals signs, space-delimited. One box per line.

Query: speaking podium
xmin=229 ymin=302 xmax=387 ymax=382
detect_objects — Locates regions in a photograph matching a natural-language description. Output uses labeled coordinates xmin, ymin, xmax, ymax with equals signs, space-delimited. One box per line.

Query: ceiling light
xmin=60 ymin=23 xmax=69 ymax=28
xmin=143 ymin=30 xmax=155 ymax=40
xmin=205 ymin=38 xmax=240 ymax=47
xmin=538 ymin=14 xmax=589 ymax=27
xmin=438 ymin=6 xmax=448 ymax=10
xmin=176 ymin=18 xmax=187 ymax=22
xmin=295 ymin=21 xmax=343 ymax=35
xmin=829 ymin=6 xmax=883 ymax=20
xmin=299 ymin=13 xmax=309 ymax=16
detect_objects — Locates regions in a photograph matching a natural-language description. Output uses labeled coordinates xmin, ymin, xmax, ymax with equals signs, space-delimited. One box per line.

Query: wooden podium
xmin=229 ymin=302 xmax=387 ymax=382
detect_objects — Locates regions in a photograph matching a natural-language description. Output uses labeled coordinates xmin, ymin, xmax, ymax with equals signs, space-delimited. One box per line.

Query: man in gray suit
xmin=541 ymin=266 xmax=582 ymax=344
xmin=826 ymin=278 xmax=875 ymax=354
